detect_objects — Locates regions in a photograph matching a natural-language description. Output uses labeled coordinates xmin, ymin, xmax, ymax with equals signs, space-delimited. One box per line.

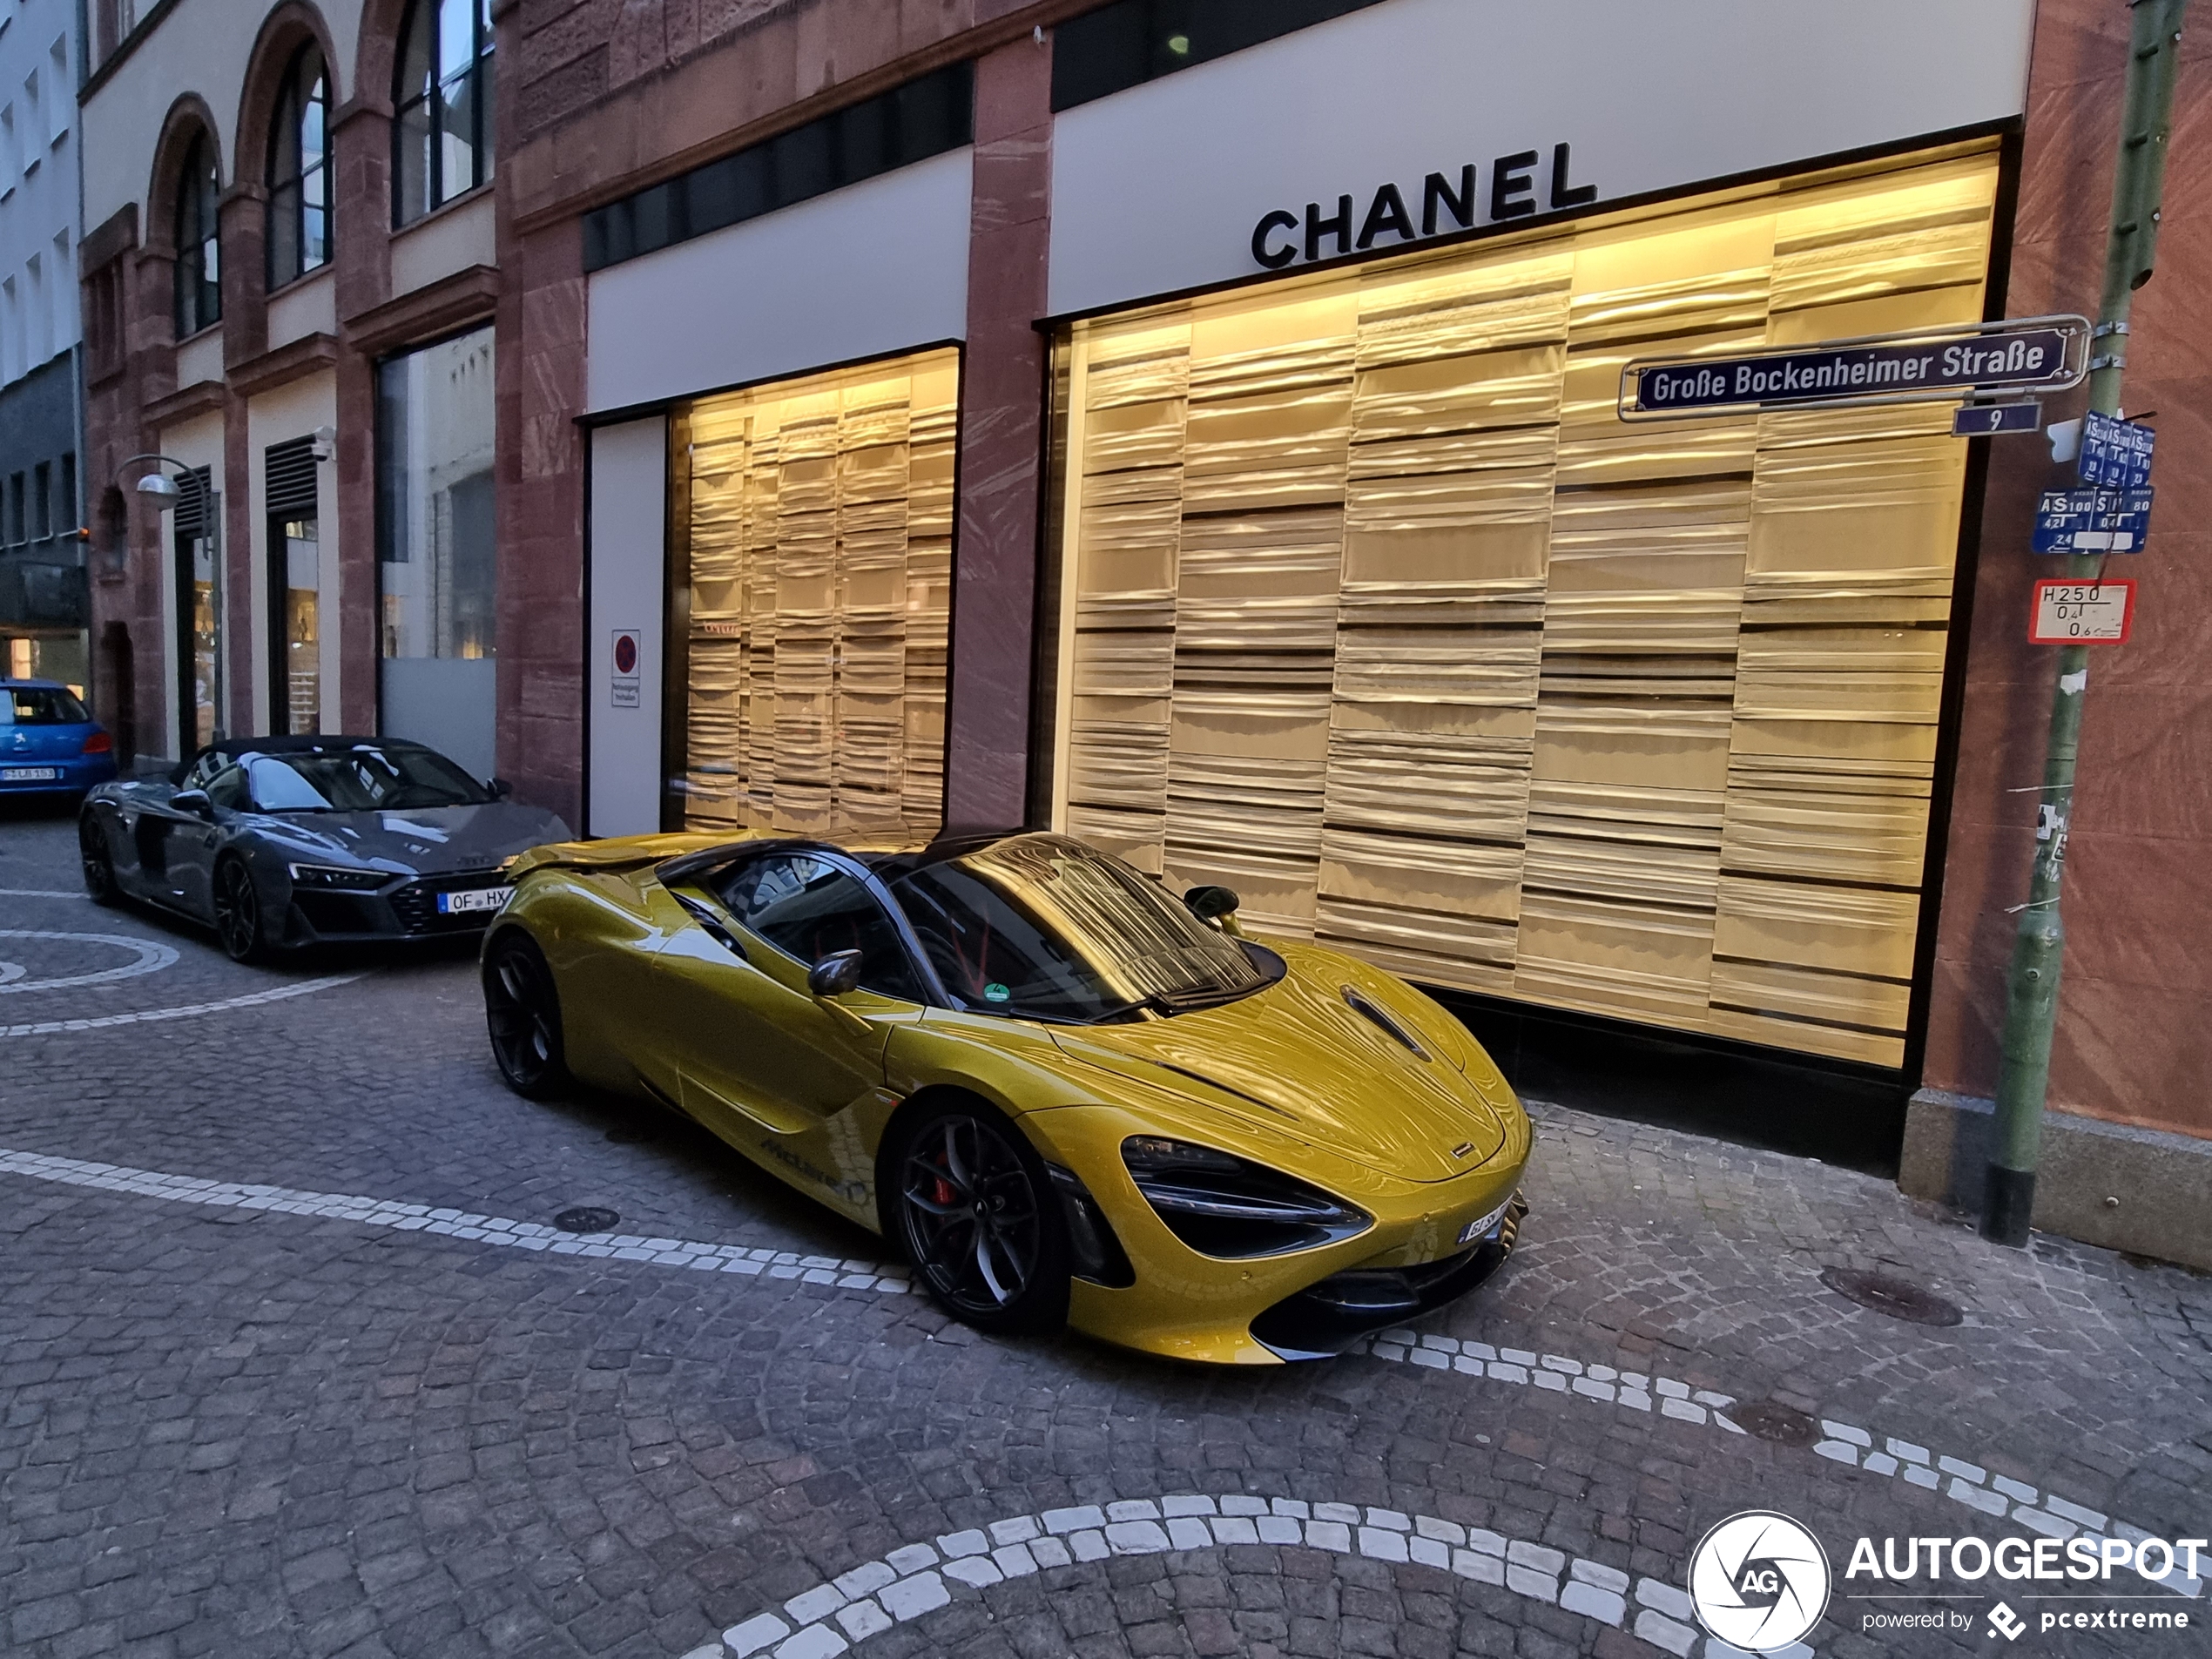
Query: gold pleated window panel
xmin=1049 ymin=142 xmax=2000 ymax=1067
xmin=674 ymin=348 xmax=957 ymax=839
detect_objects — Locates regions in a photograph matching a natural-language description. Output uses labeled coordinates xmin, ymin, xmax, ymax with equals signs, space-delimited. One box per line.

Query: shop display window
xmin=1048 ymin=142 xmax=2000 ymax=1067
xmin=666 ymin=349 xmax=959 ymax=840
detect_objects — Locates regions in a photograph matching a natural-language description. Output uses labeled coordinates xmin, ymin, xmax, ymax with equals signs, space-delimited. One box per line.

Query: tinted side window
xmin=716 ymin=853 xmax=921 ymax=1001
xmin=204 ymin=765 xmax=252 ymax=811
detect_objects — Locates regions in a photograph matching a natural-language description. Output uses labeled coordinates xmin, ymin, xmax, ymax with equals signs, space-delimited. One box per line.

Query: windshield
xmin=242 ymin=746 xmax=491 ymax=812
xmin=883 ymin=833 xmax=1269 ymax=1022
xmin=3 ymin=686 xmax=91 ymax=725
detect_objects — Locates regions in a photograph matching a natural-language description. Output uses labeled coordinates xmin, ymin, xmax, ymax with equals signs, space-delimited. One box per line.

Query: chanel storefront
xmin=1034 ymin=0 xmax=2033 ymax=1074
xmin=577 ymin=0 xmax=2037 ymax=1080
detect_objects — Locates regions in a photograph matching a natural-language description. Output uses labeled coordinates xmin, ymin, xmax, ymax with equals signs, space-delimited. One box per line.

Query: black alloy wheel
xmin=79 ymin=814 xmax=118 ymax=907
xmin=212 ymin=857 xmax=271 ymax=964
xmin=483 ymin=930 xmax=570 ymax=1100
xmin=888 ymin=1100 xmax=1069 ymax=1335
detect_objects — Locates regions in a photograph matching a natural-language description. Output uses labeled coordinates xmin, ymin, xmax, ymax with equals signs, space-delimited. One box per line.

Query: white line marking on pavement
xmin=1 ymin=973 xmax=364 ymax=1035
xmin=0 ymin=888 xmax=86 ymax=899
xmin=0 ymin=1146 xmax=915 ymax=1295
xmin=3 ymin=1143 xmax=2188 ymax=1602
xmin=1358 ymin=1330 xmax=2202 ymax=1599
xmin=0 ymin=930 xmax=179 ymax=993
xmin=693 ymin=1492 xmax=1730 ymax=1659
xmin=0 ymin=961 xmax=23 ymax=985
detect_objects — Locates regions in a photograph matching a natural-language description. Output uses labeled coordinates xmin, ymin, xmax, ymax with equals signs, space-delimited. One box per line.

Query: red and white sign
xmin=610 ymin=629 xmax=643 ymax=706
xmin=2028 ymin=578 xmax=2134 ymax=644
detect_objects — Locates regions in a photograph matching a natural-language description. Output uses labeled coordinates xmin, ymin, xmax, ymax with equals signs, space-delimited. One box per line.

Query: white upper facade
xmin=78 ymin=0 xmax=366 ymax=237
xmin=0 ymin=0 xmax=81 ymax=387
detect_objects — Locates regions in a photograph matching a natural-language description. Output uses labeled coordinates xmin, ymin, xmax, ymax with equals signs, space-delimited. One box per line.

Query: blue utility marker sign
xmin=2077 ymin=411 xmax=2155 ymax=489
xmin=2033 ymin=488 xmax=2155 ymax=553
xmin=1622 ymin=316 xmax=2088 ymax=417
xmin=1954 ymin=401 xmax=2043 ymax=436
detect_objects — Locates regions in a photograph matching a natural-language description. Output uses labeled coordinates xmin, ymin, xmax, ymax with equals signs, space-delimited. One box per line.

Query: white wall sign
xmin=1048 ymin=0 xmax=2035 ymax=317
xmin=610 ymin=630 xmax=642 ymax=708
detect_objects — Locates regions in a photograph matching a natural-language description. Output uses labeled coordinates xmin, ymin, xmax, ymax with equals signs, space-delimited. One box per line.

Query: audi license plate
xmin=436 ymin=887 xmax=512 ymax=914
xmin=1 ymin=766 xmax=61 ymax=782
xmin=1457 ymin=1198 xmax=1513 ymax=1246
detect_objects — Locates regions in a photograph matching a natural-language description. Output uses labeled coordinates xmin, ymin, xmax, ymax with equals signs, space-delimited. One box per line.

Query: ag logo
xmin=1688 ymin=1511 xmax=1831 ymax=1652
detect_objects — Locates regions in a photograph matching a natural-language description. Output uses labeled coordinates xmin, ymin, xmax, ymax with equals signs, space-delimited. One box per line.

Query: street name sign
xmin=2076 ymin=410 xmax=2155 ymax=488
xmin=2029 ymin=578 xmax=2134 ymax=645
xmin=2033 ymin=488 xmax=2154 ymax=553
xmin=1620 ymin=315 xmax=2089 ymax=419
xmin=1953 ymin=401 xmax=2042 ymax=436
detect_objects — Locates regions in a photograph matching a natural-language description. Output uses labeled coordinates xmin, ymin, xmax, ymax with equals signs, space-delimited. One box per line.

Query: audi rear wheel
xmin=79 ymin=813 xmax=119 ymax=907
xmin=484 ymin=930 xmax=570 ymax=1100
xmin=886 ymin=1097 xmax=1069 ymax=1336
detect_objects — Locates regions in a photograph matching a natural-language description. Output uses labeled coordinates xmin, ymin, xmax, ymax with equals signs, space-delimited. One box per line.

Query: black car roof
xmin=172 ymin=734 xmax=438 ymax=784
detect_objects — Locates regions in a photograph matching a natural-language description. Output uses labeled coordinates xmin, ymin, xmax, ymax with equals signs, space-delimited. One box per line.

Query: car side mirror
xmin=806 ymin=948 xmax=865 ymax=999
xmin=1184 ymin=885 xmax=1239 ymax=923
xmin=488 ymin=777 xmax=514 ymax=799
xmin=172 ymin=788 xmax=214 ymax=819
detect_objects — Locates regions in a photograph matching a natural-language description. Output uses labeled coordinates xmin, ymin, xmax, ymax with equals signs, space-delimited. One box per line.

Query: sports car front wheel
xmin=79 ymin=815 xmax=118 ymax=907
xmin=212 ymin=857 xmax=273 ymax=964
xmin=887 ymin=1100 xmax=1070 ymax=1337
xmin=483 ymin=930 xmax=571 ymax=1100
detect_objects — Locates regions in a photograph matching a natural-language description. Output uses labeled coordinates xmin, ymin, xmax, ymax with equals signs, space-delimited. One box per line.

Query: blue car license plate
xmin=2 ymin=766 xmax=62 ymax=782
xmin=436 ymin=887 xmax=512 ymax=914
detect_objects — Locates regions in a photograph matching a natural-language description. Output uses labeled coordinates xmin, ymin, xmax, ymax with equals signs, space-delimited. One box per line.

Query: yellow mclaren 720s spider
xmin=480 ymin=829 xmax=1529 ymax=1365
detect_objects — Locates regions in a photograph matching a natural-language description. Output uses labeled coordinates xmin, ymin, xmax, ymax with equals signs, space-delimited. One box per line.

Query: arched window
xmin=395 ymin=0 xmax=494 ymax=226
xmin=266 ymin=44 xmax=332 ymax=287
xmin=172 ymin=132 xmax=222 ymax=337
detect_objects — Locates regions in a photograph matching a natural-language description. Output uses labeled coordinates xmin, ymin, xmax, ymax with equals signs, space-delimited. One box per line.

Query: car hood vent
xmin=1342 ymin=987 xmax=1428 ymax=1060
xmin=1051 ymin=974 xmax=1507 ymax=1183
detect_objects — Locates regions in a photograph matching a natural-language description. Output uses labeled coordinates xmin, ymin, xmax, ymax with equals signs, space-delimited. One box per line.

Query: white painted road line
xmin=0 ymin=1146 xmax=915 ymax=1294
xmin=0 ymin=930 xmax=179 ymax=994
xmin=1359 ymin=1331 xmax=2201 ymax=1599
xmin=1 ymin=973 xmax=364 ymax=1035
xmin=690 ymin=1492 xmax=1743 ymax=1659
xmin=1 ymin=1141 xmax=2190 ymax=1600
xmin=0 ymin=888 xmax=86 ymax=899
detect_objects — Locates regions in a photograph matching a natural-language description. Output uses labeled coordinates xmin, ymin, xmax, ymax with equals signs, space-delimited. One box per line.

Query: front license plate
xmin=436 ymin=887 xmax=512 ymax=914
xmin=1458 ymin=1198 xmax=1513 ymax=1246
xmin=2 ymin=766 xmax=61 ymax=782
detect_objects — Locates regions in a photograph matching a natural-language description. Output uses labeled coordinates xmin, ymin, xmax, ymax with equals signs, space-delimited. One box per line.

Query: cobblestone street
xmin=3 ymin=806 xmax=2208 ymax=1659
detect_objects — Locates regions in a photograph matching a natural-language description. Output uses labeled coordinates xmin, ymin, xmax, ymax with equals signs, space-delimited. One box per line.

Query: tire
xmin=79 ymin=813 xmax=120 ymax=907
xmin=212 ymin=856 xmax=273 ymax=964
xmin=483 ymin=929 xmax=571 ymax=1100
xmin=883 ymin=1096 xmax=1070 ymax=1337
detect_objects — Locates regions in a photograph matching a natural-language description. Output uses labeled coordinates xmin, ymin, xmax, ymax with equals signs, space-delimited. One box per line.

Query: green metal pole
xmin=1981 ymin=0 xmax=2188 ymax=1245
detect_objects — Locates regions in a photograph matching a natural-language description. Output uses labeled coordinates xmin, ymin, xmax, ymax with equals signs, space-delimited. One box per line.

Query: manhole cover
xmin=1819 ymin=1266 xmax=1962 ymax=1326
xmin=1729 ymin=1399 xmax=1819 ymax=1447
xmin=554 ymin=1207 xmax=621 ymax=1235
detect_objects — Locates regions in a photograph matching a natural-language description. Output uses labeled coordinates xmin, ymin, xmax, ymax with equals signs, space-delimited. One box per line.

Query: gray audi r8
xmin=78 ymin=736 xmax=571 ymax=962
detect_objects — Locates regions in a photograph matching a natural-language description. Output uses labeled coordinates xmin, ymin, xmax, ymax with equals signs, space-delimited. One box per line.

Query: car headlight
xmin=287 ymin=863 xmax=390 ymax=891
xmin=1121 ymin=1136 xmax=1370 ymax=1259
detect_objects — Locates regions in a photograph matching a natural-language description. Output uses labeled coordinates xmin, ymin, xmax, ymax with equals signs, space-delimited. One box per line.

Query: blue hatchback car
xmin=1 ymin=679 xmax=119 ymax=799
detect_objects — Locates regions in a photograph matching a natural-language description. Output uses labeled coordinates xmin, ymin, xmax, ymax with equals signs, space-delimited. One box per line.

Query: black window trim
xmin=660 ymin=840 xmax=954 ymax=1009
xmin=392 ymin=0 xmax=496 ymax=229
xmin=265 ymin=41 xmax=334 ymax=291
